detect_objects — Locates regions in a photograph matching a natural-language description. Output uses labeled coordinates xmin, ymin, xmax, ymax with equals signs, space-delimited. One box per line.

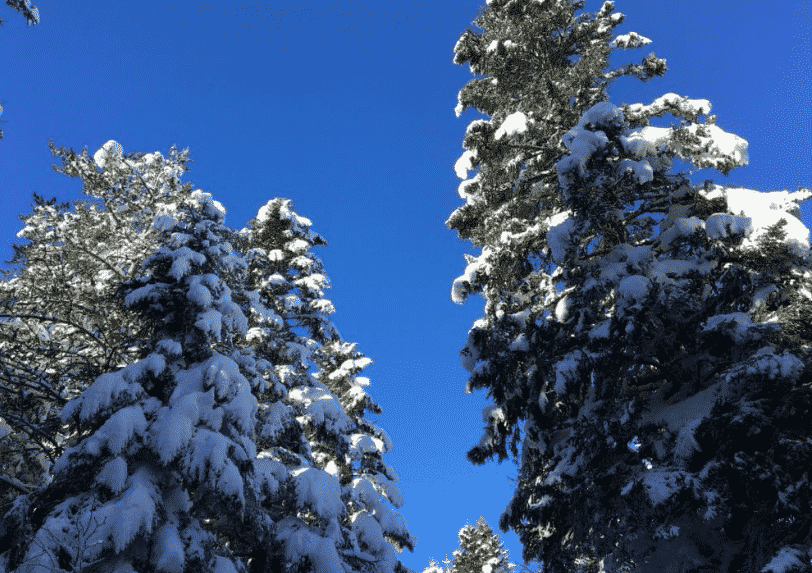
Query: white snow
xmin=458 ymin=174 xmax=481 ymax=201
xmin=94 ymin=140 xmax=124 ymax=170
xmin=615 ymin=158 xmax=654 ymax=183
xmin=542 ymin=444 xmax=581 ymax=487
xmin=286 ymin=239 xmax=310 ymax=254
xmin=153 ymin=213 xmax=179 ymax=232
xmin=350 ymin=433 xmax=385 ymax=455
xmin=187 ymin=275 xmax=213 ymax=306
xmin=702 ymin=185 xmax=812 ymax=255
xmin=611 ymin=31 xmax=652 ymax=49
xmin=195 ymin=309 xmax=224 ymax=340
xmin=616 ymin=275 xmax=650 ymax=304
xmin=761 ymin=547 xmax=806 ymax=573
xmin=559 ymin=99 xmax=748 ymax=198
xmin=702 ymin=312 xmax=756 ymax=345
xmin=494 ymin=111 xmax=530 ymax=140
xmin=153 ymin=522 xmax=185 ymax=572
xmin=350 ymin=476 xmax=410 ymax=537
xmin=719 ymin=349 xmax=805 ymax=401
xmin=455 ymin=149 xmax=478 ymax=179
xmin=112 ymin=465 xmax=160 ymax=552
xmin=508 ymin=332 xmax=529 ymax=351
xmin=545 ymin=211 xmax=575 ymax=265
xmin=167 ymin=246 xmax=207 ymax=281
xmin=190 ymin=189 xmax=226 ymax=220
xmin=290 ymin=466 xmax=343 ymax=520
xmin=658 ymin=215 xmax=705 ymax=252
xmin=59 ymin=354 xmax=164 ymax=425
xmin=213 ymin=555 xmax=240 ymax=573
xmin=675 ymin=123 xmax=749 ymax=168
xmin=625 ymin=93 xmax=711 ymax=120
xmin=353 ymin=511 xmax=387 ymax=554
xmin=82 ymin=405 xmax=149 ymax=457
xmin=290 ymin=383 xmax=353 ymax=433
xmin=705 ymin=213 xmax=753 ymax=240
xmin=557 ymin=127 xmax=610 ymax=189
xmin=276 ymin=516 xmax=345 ymax=573
xmin=95 ymin=456 xmax=129 ymax=493
xmin=640 ymin=382 xmax=718 ymax=435
xmin=553 ymin=350 xmax=585 ymax=394
xmin=452 ymin=247 xmax=493 ymax=304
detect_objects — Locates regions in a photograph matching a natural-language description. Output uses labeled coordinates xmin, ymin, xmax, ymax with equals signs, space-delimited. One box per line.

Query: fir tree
xmin=0 ymin=188 xmax=269 ymax=572
xmin=449 ymin=1 xmax=812 ymax=572
xmin=450 ymin=517 xmax=512 ymax=573
xmin=232 ymin=199 xmax=416 ymax=572
xmin=0 ymin=141 xmax=194 ymax=516
xmin=0 ymin=140 xmax=417 ymax=572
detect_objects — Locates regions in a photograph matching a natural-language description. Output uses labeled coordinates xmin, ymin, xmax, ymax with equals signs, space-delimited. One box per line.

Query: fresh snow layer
xmin=545 ymin=211 xmax=575 ymax=265
xmin=494 ymin=111 xmax=530 ymax=140
xmin=452 ymin=247 xmax=493 ymax=304
xmin=760 ymin=547 xmax=807 ymax=573
xmin=701 ymin=185 xmax=812 ymax=255
xmin=455 ymin=149 xmax=477 ymax=179
xmin=94 ymin=139 xmax=124 ymax=170
xmin=625 ymin=93 xmax=712 ymax=120
xmin=557 ymin=98 xmax=749 ymax=192
xmin=611 ymin=31 xmax=652 ymax=49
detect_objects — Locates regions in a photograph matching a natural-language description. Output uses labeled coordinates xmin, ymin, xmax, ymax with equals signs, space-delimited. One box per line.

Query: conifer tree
xmin=450 ymin=517 xmax=512 ymax=573
xmin=449 ymin=1 xmax=812 ymax=572
xmin=231 ymin=199 xmax=416 ymax=572
xmin=0 ymin=141 xmax=417 ymax=572
xmin=0 ymin=141 xmax=194 ymax=518
xmin=0 ymin=137 xmax=414 ymax=573
xmin=0 ymin=141 xmax=194 ymax=515
xmin=0 ymin=188 xmax=272 ymax=572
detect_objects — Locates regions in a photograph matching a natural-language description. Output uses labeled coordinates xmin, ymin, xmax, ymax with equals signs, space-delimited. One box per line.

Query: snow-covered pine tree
xmin=0 ymin=141 xmax=194 ymax=517
xmin=448 ymin=0 xmax=664 ymax=487
xmin=449 ymin=1 xmax=812 ymax=572
xmin=448 ymin=0 xmax=664 ymax=260
xmin=231 ymin=198 xmax=416 ymax=572
xmin=1 ymin=138 xmax=416 ymax=572
xmin=512 ymin=96 xmax=812 ymax=573
xmin=449 ymin=517 xmax=512 ymax=573
xmin=0 ymin=187 xmax=278 ymax=572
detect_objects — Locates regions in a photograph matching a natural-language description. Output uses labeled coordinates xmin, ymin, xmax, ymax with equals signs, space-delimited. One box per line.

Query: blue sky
xmin=1 ymin=1 xmax=810 ymax=571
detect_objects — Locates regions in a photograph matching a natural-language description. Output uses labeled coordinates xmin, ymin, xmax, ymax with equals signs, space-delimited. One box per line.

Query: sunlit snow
xmin=94 ymin=139 xmax=124 ymax=170
xmin=494 ymin=111 xmax=530 ymax=140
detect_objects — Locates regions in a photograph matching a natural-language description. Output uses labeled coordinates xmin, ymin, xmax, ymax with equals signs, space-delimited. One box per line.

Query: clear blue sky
xmin=1 ymin=2 xmax=810 ymax=571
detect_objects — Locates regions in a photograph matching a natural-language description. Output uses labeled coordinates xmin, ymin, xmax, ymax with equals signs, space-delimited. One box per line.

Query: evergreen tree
xmin=0 ymin=141 xmax=194 ymax=517
xmin=0 ymin=140 xmax=416 ymax=573
xmin=449 ymin=1 xmax=812 ymax=572
xmin=450 ymin=517 xmax=512 ymax=573
xmin=0 ymin=187 xmax=272 ymax=572
xmin=232 ymin=199 xmax=416 ymax=572
xmin=0 ymin=141 xmax=193 ymax=521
